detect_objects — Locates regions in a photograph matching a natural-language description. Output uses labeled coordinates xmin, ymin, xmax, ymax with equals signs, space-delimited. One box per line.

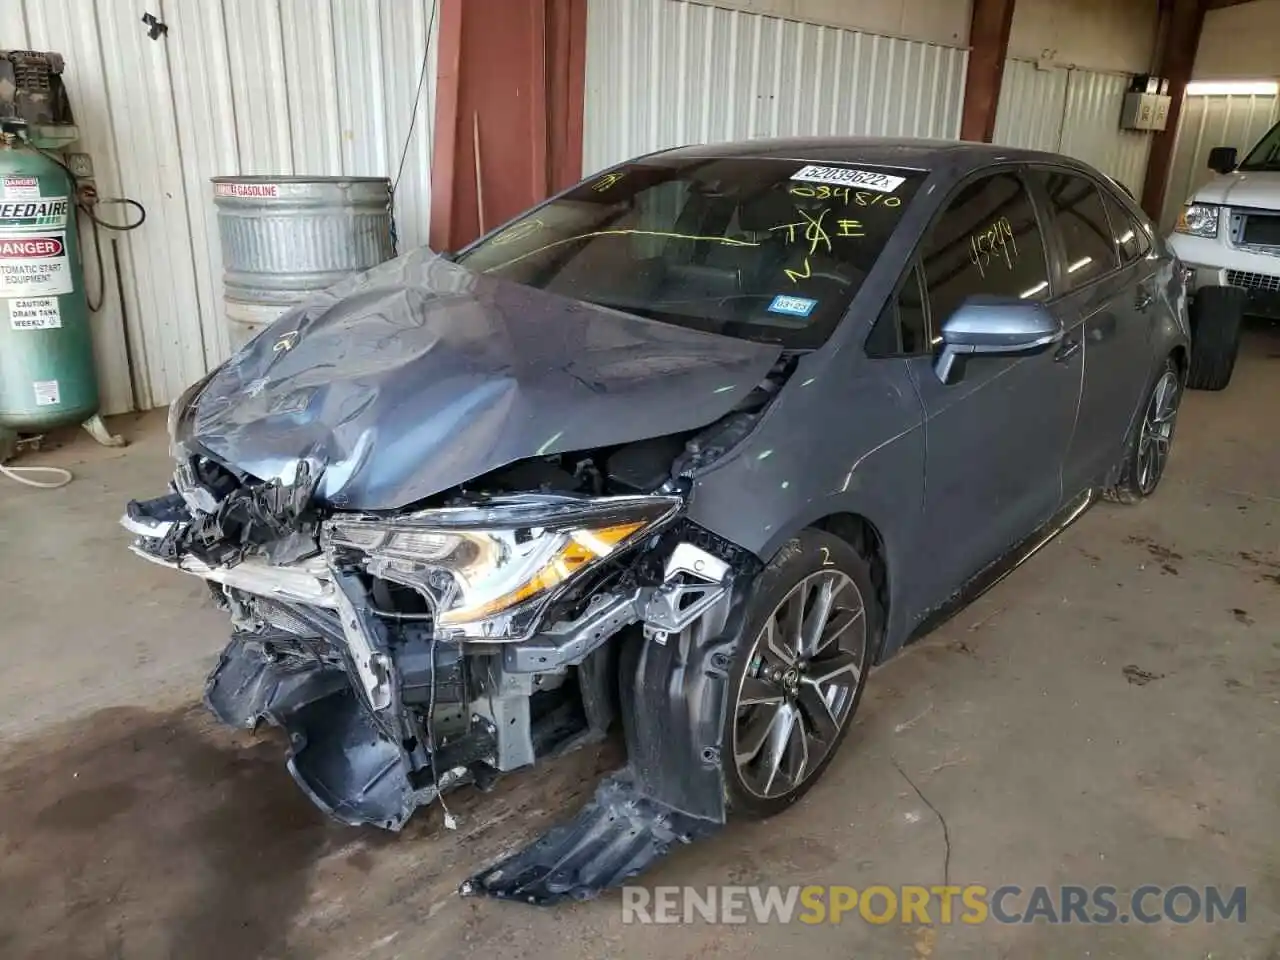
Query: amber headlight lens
xmin=1174 ymin=203 xmax=1219 ymax=238
xmin=325 ymin=495 xmax=680 ymax=639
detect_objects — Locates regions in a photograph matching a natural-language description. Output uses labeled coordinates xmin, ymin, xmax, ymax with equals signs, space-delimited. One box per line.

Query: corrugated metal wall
xmin=1 ymin=0 xmax=438 ymax=413
xmin=582 ymin=0 xmax=969 ymax=175
xmin=1160 ymin=92 xmax=1280 ymax=232
xmin=993 ymin=59 xmax=1153 ymax=195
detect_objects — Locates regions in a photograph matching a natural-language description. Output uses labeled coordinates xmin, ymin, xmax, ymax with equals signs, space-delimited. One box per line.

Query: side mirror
xmin=934 ymin=298 xmax=1063 ymax=383
xmin=1207 ymin=146 xmax=1238 ymax=175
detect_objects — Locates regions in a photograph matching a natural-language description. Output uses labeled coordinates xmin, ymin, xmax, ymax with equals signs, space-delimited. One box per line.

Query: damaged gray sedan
xmin=124 ymin=138 xmax=1188 ymax=904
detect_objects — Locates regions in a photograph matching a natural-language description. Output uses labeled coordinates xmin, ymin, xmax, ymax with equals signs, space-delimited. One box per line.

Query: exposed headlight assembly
xmin=1174 ymin=203 xmax=1220 ymax=238
xmin=325 ymin=495 xmax=681 ymax=639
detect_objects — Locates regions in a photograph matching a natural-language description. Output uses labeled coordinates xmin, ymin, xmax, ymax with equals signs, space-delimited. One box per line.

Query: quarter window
xmin=1040 ymin=172 xmax=1120 ymax=289
xmin=866 ymin=263 xmax=928 ymax=356
xmin=918 ymin=172 xmax=1051 ymax=325
xmin=1101 ymin=190 xmax=1151 ymax=265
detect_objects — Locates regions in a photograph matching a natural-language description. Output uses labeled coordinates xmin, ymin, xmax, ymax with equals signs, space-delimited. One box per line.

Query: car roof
xmin=652 ymin=136 xmax=1091 ymax=178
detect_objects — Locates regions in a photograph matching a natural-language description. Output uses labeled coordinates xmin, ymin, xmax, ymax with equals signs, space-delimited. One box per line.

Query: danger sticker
xmin=33 ymin=379 xmax=61 ymax=406
xmin=0 ymin=197 xmax=69 ymax=228
xmin=215 ymin=182 xmax=280 ymax=199
xmin=0 ymin=232 xmax=71 ymax=296
xmin=790 ymin=165 xmax=906 ymax=194
xmin=9 ymin=296 xmax=61 ymax=329
xmin=1 ymin=176 xmax=40 ymax=199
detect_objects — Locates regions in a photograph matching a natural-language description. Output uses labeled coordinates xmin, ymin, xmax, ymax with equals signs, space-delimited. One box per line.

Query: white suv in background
xmin=1168 ymin=119 xmax=1280 ymax=390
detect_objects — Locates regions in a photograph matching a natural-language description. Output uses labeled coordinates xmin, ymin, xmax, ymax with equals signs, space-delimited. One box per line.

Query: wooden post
xmin=960 ymin=0 xmax=1017 ymax=143
xmin=429 ymin=0 xmax=587 ymax=253
xmin=1140 ymin=0 xmax=1208 ymax=218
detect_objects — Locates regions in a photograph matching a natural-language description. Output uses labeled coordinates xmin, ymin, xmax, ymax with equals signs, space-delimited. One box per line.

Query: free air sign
xmin=0 ymin=233 xmax=72 ymax=296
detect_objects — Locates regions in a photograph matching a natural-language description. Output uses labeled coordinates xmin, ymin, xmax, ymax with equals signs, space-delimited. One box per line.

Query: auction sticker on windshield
xmin=0 ymin=233 xmax=72 ymax=297
xmin=790 ymin=165 xmax=905 ymax=194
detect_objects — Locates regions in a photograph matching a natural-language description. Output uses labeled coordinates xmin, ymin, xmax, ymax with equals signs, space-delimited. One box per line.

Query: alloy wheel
xmin=732 ymin=570 xmax=867 ymax=799
xmin=1137 ymin=368 xmax=1180 ymax=494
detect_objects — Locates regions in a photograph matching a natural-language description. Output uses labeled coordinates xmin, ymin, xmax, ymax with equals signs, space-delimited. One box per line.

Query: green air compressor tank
xmin=0 ymin=137 xmax=99 ymax=433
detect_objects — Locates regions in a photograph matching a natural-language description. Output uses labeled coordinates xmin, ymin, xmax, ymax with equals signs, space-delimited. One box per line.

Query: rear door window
xmin=918 ymin=171 xmax=1052 ymax=324
xmin=1039 ymin=172 xmax=1121 ymax=289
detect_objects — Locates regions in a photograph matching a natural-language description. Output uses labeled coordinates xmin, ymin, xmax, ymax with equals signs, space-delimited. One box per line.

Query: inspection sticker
xmin=33 ymin=379 xmax=60 ymax=406
xmin=1 ymin=176 xmax=40 ymax=200
xmin=0 ymin=233 xmax=72 ymax=296
xmin=768 ymin=294 xmax=818 ymax=317
xmin=790 ymin=165 xmax=905 ymax=194
xmin=0 ymin=196 xmax=69 ymax=228
xmin=9 ymin=296 xmax=61 ymax=329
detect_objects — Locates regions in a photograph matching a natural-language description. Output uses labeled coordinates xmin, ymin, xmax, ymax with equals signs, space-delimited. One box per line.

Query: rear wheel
xmin=1105 ymin=357 xmax=1182 ymax=504
xmin=722 ymin=529 xmax=882 ymax=819
xmin=1187 ymin=285 xmax=1244 ymax=390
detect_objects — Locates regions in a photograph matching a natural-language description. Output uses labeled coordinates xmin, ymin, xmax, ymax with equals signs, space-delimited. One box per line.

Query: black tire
xmin=1187 ymin=285 xmax=1244 ymax=390
xmin=722 ymin=528 xmax=884 ymax=820
xmin=1105 ymin=356 xmax=1182 ymax=504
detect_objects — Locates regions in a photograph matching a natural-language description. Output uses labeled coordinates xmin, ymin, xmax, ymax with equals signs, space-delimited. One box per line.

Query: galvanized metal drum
xmin=212 ymin=176 xmax=394 ymax=348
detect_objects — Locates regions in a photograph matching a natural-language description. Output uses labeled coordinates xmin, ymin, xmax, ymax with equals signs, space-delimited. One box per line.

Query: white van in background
xmin=1167 ymin=120 xmax=1280 ymax=390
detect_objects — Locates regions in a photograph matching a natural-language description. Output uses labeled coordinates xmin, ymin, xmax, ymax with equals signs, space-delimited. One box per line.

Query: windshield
xmin=455 ymin=157 xmax=926 ymax=348
xmin=1240 ymin=119 xmax=1280 ymax=171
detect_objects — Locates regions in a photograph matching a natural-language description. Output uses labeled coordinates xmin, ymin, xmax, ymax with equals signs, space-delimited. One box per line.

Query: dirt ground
xmin=1 ymin=327 xmax=1278 ymax=959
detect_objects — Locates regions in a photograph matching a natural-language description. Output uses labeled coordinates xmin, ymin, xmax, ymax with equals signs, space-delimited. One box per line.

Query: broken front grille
xmin=1242 ymin=215 xmax=1280 ymax=248
xmin=1227 ymin=270 xmax=1280 ymax=293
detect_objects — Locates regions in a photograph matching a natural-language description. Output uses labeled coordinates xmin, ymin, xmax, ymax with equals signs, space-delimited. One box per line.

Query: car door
xmin=1029 ymin=169 xmax=1146 ymax=497
xmin=883 ymin=169 xmax=1083 ymax=613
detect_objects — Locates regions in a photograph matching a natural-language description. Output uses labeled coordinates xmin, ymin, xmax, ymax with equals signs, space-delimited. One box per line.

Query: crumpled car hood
xmin=183 ymin=250 xmax=781 ymax=510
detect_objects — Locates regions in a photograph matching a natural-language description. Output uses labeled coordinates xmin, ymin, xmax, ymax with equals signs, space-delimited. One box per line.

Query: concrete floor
xmin=1 ymin=328 xmax=1278 ymax=960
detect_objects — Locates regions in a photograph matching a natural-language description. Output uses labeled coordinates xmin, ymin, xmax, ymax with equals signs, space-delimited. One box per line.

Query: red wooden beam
xmin=428 ymin=0 xmax=587 ymax=253
xmin=1140 ymin=0 xmax=1207 ymax=218
xmin=960 ymin=0 xmax=1017 ymax=143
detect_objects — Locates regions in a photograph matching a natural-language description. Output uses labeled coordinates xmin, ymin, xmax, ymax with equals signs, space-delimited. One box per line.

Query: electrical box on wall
xmin=1121 ymin=75 xmax=1171 ymax=131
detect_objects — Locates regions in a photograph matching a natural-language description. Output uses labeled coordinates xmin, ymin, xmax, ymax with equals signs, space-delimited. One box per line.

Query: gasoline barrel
xmin=0 ymin=140 xmax=99 ymax=433
xmin=212 ymin=176 xmax=394 ymax=348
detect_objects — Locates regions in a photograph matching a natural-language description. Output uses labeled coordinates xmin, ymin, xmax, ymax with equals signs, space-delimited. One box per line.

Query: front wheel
xmin=1187 ymin=285 xmax=1244 ymax=390
xmin=722 ymin=529 xmax=882 ymax=819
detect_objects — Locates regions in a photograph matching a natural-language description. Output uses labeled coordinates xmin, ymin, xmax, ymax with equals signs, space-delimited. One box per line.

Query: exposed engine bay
xmin=123 ymin=349 xmax=792 ymax=904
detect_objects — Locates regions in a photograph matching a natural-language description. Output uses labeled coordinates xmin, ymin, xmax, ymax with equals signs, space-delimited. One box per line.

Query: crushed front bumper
xmin=124 ymin=492 xmax=760 ymax=901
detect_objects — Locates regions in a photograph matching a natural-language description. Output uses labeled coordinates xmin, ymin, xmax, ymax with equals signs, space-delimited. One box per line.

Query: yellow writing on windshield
xmin=790 ymin=184 xmax=853 ymax=203
xmin=784 ymin=257 xmax=812 ymax=284
xmin=492 ymin=218 xmax=546 ymax=246
xmin=482 ymin=229 xmax=760 ymax=273
xmin=836 ymin=219 xmax=865 ymax=238
xmin=853 ymin=192 xmax=902 ymax=208
xmin=592 ymin=172 xmax=626 ymax=192
xmin=771 ymin=208 xmax=832 ymax=256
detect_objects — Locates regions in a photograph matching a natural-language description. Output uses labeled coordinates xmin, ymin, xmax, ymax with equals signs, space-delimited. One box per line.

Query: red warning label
xmin=0 ymin=231 xmax=71 ymax=296
xmin=0 ymin=236 xmax=65 ymax=258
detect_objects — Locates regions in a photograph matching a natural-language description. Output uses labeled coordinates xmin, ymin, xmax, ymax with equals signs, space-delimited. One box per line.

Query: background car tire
xmin=1186 ymin=286 xmax=1245 ymax=391
xmin=721 ymin=528 xmax=884 ymax=820
xmin=1105 ymin=356 xmax=1183 ymax=504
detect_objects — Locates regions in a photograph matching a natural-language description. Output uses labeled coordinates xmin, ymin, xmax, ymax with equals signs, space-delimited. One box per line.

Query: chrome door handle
xmin=1135 ymin=287 xmax=1155 ymax=310
xmin=1054 ymin=339 xmax=1082 ymax=363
